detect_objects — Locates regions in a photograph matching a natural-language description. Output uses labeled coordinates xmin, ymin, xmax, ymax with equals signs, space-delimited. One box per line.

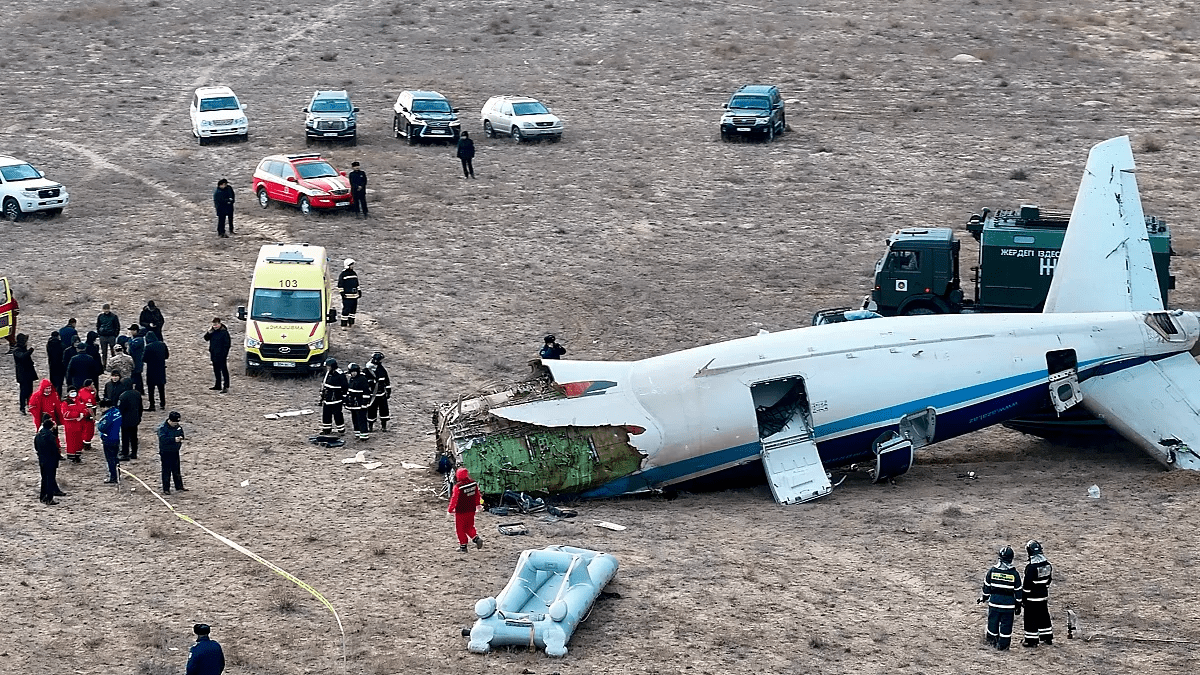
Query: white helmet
xmin=344 ymin=258 xmax=355 ymax=268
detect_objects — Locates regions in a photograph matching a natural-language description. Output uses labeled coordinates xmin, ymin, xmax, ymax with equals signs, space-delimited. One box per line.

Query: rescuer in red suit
xmin=447 ymin=467 xmax=484 ymax=553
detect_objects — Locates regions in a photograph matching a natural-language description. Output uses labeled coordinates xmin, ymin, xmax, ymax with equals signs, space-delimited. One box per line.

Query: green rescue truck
xmin=867 ymin=205 xmax=1173 ymax=316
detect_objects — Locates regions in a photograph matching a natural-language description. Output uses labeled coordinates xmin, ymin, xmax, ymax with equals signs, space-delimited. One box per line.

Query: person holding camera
xmin=157 ymin=410 xmax=187 ymax=494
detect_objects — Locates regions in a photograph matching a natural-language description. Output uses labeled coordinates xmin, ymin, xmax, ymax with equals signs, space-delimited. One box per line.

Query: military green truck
xmin=865 ymin=205 xmax=1173 ymax=316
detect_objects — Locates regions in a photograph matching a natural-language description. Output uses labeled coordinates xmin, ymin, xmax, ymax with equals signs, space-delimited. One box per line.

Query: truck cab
xmin=870 ymin=228 xmax=961 ymax=315
xmin=237 ymin=244 xmax=336 ymax=374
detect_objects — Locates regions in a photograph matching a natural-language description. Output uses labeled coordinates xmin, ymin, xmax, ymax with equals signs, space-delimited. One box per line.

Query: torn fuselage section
xmin=434 ymin=371 xmax=647 ymax=499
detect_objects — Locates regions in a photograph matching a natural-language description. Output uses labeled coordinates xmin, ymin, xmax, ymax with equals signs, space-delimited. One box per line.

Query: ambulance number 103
xmin=280 ymin=279 xmax=299 ymax=288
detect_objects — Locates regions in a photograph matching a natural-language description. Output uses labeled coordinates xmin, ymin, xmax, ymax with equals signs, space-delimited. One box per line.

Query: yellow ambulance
xmin=237 ymin=244 xmax=335 ymax=374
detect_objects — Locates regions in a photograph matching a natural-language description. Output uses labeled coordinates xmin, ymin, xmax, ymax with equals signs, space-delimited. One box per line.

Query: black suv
xmin=393 ymin=90 xmax=461 ymax=144
xmin=720 ymin=85 xmax=785 ymax=141
xmin=303 ymin=90 xmax=359 ymax=146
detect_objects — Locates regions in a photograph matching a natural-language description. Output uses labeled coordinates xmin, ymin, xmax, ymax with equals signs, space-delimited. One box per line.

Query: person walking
xmin=117 ymin=379 xmax=143 ymax=460
xmin=60 ymin=388 xmax=88 ymax=463
xmin=447 ymin=467 xmax=484 ymax=553
xmin=29 ymin=379 xmax=63 ymax=432
xmin=337 ymin=259 xmax=360 ymax=328
xmin=213 ymin=178 xmax=236 ymax=237
xmin=46 ymin=331 xmax=66 ymax=396
xmin=35 ymin=414 xmax=64 ymax=505
xmin=12 ymin=333 xmax=37 ymax=414
xmin=96 ymin=304 xmax=121 ymax=369
xmin=203 ymin=317 xmax=230 ymax=392
xmin=344 ymin=363 xmax=371 ymax=441
xmin=139 ymin=301 xmax=165 ymax=337
xmin=348 ymin=162 xmax=368 ymax=218
xmin=456 ymin=130 xmax=476 ymax=179
xmin=66 ymin=342 xmax=101 ymax=392
xmin=539 ymin=334 xmax=566 ymax=360
xmin=365 ymin=351 xmax=391 ymax=432
xmin=1021 ymin=540 xmax=1055 ymax=647
xmin=143 ymin=331 xmax=169 ymax=412
xmin=157 ymin=410 xmax=186 ymax=494
xmin=97 ymin=404 xmax=122 ymax=483
xmin=318 ymin=358 xmax=347 ymax=435
xmin=980 ymin=545 xmax=1023 ymax=650
xmin=186 ymin=623 xmax=225 ymax=675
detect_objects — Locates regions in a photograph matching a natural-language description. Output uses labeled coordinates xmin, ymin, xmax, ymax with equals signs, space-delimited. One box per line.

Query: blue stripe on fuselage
xmin=581 ymin=352 xmax=1162 ymax=498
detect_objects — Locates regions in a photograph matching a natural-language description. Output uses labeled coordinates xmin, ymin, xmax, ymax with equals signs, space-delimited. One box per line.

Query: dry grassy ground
xmin=2 ymin=0 xmax=1200 ymax=673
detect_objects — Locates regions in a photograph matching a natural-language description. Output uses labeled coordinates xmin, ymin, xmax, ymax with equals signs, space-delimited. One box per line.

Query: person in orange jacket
xmin=77 ymin=379 xmax=98 ymax=451
xmin=60 ymin=389 xmax=88 ymax=463
xmin=29 ymin=379 xmax=63 ymax=432
xmin=447 ymin=467 xmax=484 ymax=553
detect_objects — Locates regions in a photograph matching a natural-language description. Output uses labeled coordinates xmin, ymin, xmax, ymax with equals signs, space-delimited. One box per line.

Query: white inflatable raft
xmin=467 ymin=545 xmax=619 ymax=657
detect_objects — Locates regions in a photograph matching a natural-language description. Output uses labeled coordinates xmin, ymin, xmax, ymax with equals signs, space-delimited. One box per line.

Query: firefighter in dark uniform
xmin=365 ymin=351 xmax=391 ymax=432
xmin=539 ymin=334 xmax=566 ymax=360
xmin=337 ymin=259 xmax=360 ymax=328
xmin=980 ymin=545 xmax=1022 ymax=650
xmin=348 ymin=161 xmax=368 ymax=218
xmin=344 ymin=363 xmax=372 ymax=441
xmin=319 ymin=358 xmax=347 ymax=435
xmin=1021 ymin=539 xmax=1054 ymax=646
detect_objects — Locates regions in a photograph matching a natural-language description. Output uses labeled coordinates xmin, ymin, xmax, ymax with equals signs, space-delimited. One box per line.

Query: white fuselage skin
xmin=536 ymin=311 xmax=1199 ymax=494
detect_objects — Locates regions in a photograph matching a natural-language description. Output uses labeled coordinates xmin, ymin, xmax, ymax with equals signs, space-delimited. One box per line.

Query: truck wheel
xmin=903 ymin=306 xmax=937 ymax=316
xmin=3 ymin=198 xmax=22 ymax=222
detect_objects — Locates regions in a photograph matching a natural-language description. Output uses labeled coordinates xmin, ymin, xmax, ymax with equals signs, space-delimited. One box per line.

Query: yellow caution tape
xmin=118 ymin=467 xmax=347 ymax=668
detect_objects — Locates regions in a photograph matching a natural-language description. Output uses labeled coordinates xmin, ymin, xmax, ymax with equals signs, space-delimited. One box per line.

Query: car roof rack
xmin=285 ymin=153 xmax=324 ymax=160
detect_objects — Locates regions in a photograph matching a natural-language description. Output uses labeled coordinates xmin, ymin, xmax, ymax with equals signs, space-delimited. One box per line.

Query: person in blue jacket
xmin=186 ymin=623 xmax=224 ymax=675
xmin=157 ymin=411 xmax=186 ymax=494
xmin=97 ymin=405 xmax=122 ymax=483
xmin=539 ymin=334 xmax=566 ymax=360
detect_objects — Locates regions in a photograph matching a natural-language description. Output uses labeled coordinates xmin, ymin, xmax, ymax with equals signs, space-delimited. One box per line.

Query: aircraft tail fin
xmin=1043 ymin=136 xmax=1163 ymax=313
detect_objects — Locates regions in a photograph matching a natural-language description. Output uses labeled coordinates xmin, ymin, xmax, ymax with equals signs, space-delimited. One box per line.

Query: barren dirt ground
xmin=3 ymin=1 xmax=1200 ymax=673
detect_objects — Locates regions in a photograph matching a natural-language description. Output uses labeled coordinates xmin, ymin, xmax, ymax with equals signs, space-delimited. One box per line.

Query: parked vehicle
xmin=393 ymin=90 xmax=461 ymax=144
xmin=190 ymin=86 xmax=248 ymax=145
xmin=719 ymin=84 xmax=785 ymax=141
xmin=237 ymin=244 xmax=336 ymax=374
xmin=303 ymin=90 xmax=358 ymax=146
xmin=481 ymin=95 xmax=563 ymax=142
xmin=0 ymin=155 xmax=69 ymax=222
xmin=252 ymin=153 xmax=353 ymax=216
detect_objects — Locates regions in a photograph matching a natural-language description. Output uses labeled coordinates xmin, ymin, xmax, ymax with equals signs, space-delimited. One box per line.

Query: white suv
xmin=481 ymin=95 xmax=563 ymax=142
xmin=0 ymin=156 xmax=69 ymax=222
xmin=190 ymin=86 xmax=249 ymax=145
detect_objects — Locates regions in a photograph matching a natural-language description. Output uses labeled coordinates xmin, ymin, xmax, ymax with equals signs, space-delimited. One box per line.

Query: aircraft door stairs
xmin=751 ymin=377 xmax=831 ymax=504
xmin=1046 ymin=349 xmax=1083 ymax=413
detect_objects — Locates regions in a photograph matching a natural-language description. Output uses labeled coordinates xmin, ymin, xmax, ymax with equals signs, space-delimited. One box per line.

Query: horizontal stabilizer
xmin=1044 ymin=136 xmax=1163 ymax=314
xmin=1080 ymin=353 xmax=1200 ymax=469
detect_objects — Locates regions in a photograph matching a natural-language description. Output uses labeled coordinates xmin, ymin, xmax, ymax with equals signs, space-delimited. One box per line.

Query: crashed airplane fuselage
xmin=435 ymin=136 xmax=1200 ymax=504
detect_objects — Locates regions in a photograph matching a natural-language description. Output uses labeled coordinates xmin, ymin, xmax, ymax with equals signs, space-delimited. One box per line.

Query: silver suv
xmin=481 ymin=95 xmax=563 ymax=142
xmin=393 ymin=90 xmax=461 ymax=144
xmin=0 ymin=155 xmax=69 ymax=222
xmin=304 ymin=90 xmax=359 ymax=146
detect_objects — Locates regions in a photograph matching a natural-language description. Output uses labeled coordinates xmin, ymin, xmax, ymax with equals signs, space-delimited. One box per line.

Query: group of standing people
xmin=318 ymin=351 xmax=391 ymax=441
xmin=980 ymin=540 xmax=1055 ymax=650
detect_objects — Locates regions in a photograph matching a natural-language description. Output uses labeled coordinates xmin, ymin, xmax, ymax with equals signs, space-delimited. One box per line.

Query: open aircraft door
xmin=0 ymin=278 xmax=15 ymax=347
xmin=1046 ymin=349 xmax=1083 ymax=413
xmin=752 ymin=377 xmax=831 ymax=504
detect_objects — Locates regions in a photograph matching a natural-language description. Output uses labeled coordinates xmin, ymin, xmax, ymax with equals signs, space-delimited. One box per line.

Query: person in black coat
xmin=123 ymin=324 xmax=146 ymax=393
xmin=66 ymin=343 xmax=101 ymax=392
xmin=117 ymin=379 xmax=143 ymax=460
xmin=348 ymin=161 xmax=368 ymax=218
xmin=96 ymin=304 xmax=121 ymax=368
xmin=213 ymin=178 xmax=235 ymax=237
xmin=186 ymin=623 xmax=225 ymax=675
xmin=142 ymin=331 xmax=169 ymax=411
xmin=456 ymin=130 xmax=476 ymax=179
xmin=157 ymin=411 xmax=186 ymax=494
xmin=203 ymin=317 xmax=231 ymax=392
xmin=12 ymin=333 xmax=37 ymax=414
xmin=139 ymin=301 xmax=165 ymax=337
xmin=46 ymin=331 xmax=66 ymax=396
xmin=35 ymin=414 xmax=64 ymax=504
xmin=101 ymin=370 xmax=127 ymax=407
xmin=84 ymin=330 xmax=103 ymax=367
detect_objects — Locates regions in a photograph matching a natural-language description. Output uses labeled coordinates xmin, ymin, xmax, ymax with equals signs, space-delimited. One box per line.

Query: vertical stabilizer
xmin=1043 ymin=136 xmax=1163 ymax=313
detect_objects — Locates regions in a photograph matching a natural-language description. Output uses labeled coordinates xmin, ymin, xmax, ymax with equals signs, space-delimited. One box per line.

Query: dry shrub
xmin=1008 ymin=168 xmax=1029 ymax=181
xmin=1140 ymin=137 xmax=1164 ymax=153
xmin=271 ymin=587 xmax=300 ymax=613
xmin=135 ymin=625 xmax=170 ymax=650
